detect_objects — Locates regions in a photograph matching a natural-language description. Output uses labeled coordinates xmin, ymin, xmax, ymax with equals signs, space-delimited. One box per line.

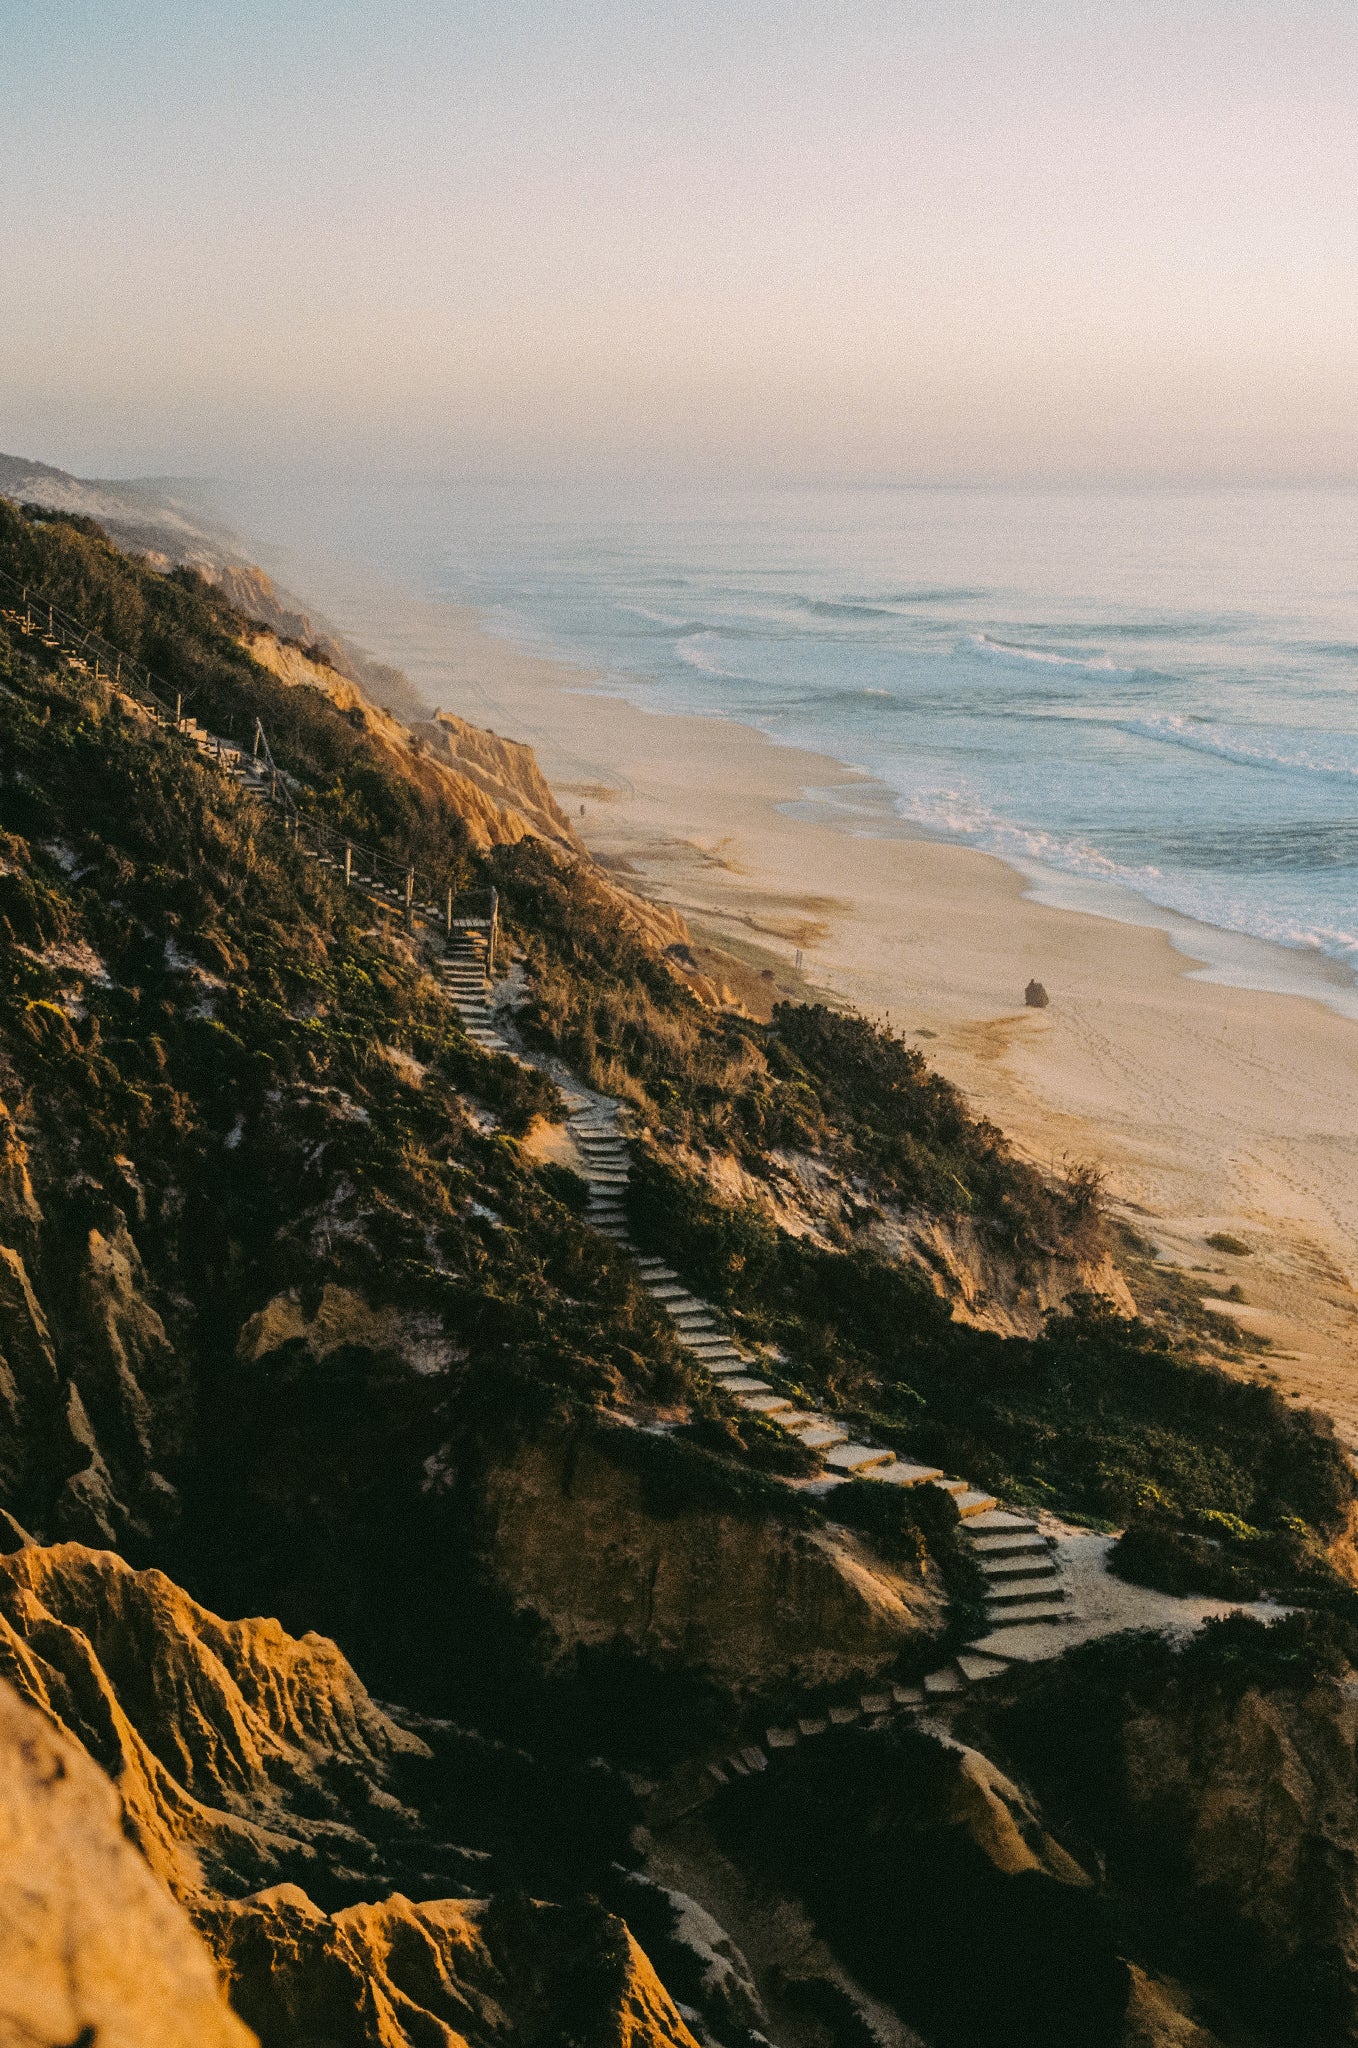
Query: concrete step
xmin=923 ymin=1666 xmax=965 ymax=1696
xmin=980 ymin=1555 xmax=1061 ymax=1583
xmin=981 ymin=1600 xmax=1074 ymax=1629
xmin=721 ymin=1377 xmax=773 ymax=1394
xmin=986 ymin=1581 xmax=1070 ymax=1609
xmin=738 ymin=1394 xmax=794 ymax=1415
xmin=793 ymin=1422 xmax=850 ymax=1450
xmin=967 ymin=1532 xmax=1052 ymax=1558
xmin=952 ymin=1490 xmax=1001 ymax=1518
xmin=955 ymin=1651 xmax=1011 ymax=1683
xmin=824 ymin=1444 xmax=896 ymax=1475
xmin=861 ymin=1460 xmax=945 ymax=1487
xmin=964 ymin=1509 xmax=1040 ymax=1535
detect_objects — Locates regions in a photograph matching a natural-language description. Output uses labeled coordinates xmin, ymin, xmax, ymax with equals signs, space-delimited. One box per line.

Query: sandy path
xmin=252 ymin=547 xmax=1358 ymax=1442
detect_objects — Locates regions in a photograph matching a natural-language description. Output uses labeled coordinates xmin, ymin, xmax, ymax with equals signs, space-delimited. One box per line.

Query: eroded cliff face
xmin=892 ymin=1210 xmax=1137 ymax=1337
xmin=478 ymin=1428 xmax=946 ymax=1695
xmin=667 ymin=1133 xmax=1135 ymax=1336
xmin=204 ymin=1886 xmax=700 ymax=2048
xmin=0 ymin=1672 xmax=253 ymax=2048
xmin=0 ymin=1541 xmax=434 ymax=1904
xmin=242 ymin=626 xmax=582 ymax=854
xmin=0 ymin=1539 xmax=708 ymax=2048
xmin=0 ymin=1093 xmax=189 ymax=1549
xmin=1120 ymin=1677 xmax=1358 ymax=2037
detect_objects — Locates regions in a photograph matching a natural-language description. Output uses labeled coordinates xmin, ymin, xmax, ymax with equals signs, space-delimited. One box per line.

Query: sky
xmin=2 ymin=0 xmax=1355 ymax=485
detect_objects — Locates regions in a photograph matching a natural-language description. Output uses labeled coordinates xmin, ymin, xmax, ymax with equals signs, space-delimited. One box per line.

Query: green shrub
xmin=1109 ymin=1518 xmax=1265 ymax=1599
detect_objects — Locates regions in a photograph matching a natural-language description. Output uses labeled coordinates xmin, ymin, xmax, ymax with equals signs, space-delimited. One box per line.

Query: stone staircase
xmin=198 ymin=708 xmax=1076 ymax=1711
xmin=426 ymin=931 xmax=1077 ymax=1705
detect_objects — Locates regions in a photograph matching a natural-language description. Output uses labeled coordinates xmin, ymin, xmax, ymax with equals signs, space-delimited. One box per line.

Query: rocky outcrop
xmin=235 ymin=1282 xmax=458 ymax=1378
xmin=204 ymin=1885 xmax=700 ymax=2048
xmin=0 ymin=1095 xmax=182 ymax=1548
xmin=415 ymin=706 xmax=584 ymax=851
xmin=1121 ymin=1968 xmax=1223 ymax=2047
xmin=1119 ymin=1676 xmax=1358 ymax=2036
xmin=479 ymin=1429 xmax=945 ymax=1695
xmin=242 ymin=626 xmax=582 ymax=853
xmin=0 ymin=1542 xmax=436 ymax=1903
xmin=892 ymin=1210 xmax=1137 ymax=1338
xmin=0 ymin=1671 xmax=253 ymax=2048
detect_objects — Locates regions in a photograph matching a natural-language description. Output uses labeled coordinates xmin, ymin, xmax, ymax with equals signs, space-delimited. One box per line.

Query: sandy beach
xmin=252 ymin=545 xmax=1358 ymax=1443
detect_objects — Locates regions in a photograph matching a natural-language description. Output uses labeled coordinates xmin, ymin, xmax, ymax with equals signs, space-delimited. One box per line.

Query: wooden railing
xmin=0 ymin=562 xmax=498 ymax=959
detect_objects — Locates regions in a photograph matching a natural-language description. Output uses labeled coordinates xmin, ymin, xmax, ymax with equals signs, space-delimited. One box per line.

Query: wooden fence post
xmin=488 ymin=887 xmax=499 ymax=976
xmin=445 ymin=885 xmax=453 ymax=937
xmin=344 ymin=843 xmax=353 ymax=889
xmin=404 ymin=866 xmax=415 ymax=932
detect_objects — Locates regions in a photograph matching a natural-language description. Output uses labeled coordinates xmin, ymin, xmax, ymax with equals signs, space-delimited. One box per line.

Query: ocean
xmin=230 ymin=479 xmax=1358 ymax=1008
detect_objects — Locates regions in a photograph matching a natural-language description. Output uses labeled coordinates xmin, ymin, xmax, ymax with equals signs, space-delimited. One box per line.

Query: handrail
xmin=0 ymin=560 xmax=498 ymax=950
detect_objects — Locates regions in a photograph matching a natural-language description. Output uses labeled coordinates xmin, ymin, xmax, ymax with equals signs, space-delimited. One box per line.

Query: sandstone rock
xmin=1025 ymin=979 xmax=1049 ymax=1008
xmin=1120 ymin=1966 xmax=1223 ymax=2046
xmin=1121 ymin=1676 xmax=1358 ymax=2025
xmin=0 ymin=1671 xmax=253 ymax=2048
xmin=236 ymin=1282 xmax=458 ymax=1378
xmin=479 ymin=1428 xmax=946 ymax=1696
xmin=204 ymin=1883 xmax=701 ymax=2048
xmin=0 ymin=1541 xmax=432 ymax=1902
xmin=242 ymin=627 xmax=581 ymax=854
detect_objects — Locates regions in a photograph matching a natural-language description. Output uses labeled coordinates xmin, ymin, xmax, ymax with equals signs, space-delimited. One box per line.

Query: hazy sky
xmin=2 ymin=0 xmax=1355 ymax=483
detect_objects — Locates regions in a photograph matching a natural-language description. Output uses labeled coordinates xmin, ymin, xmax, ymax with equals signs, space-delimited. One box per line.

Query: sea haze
xmin=236 ymin=480 xmax=1358 ymax=999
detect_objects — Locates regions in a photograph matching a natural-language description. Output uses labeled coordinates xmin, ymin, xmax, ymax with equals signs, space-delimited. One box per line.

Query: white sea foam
xmin=1125 ymin=714 xmax=1358 ymax=781
xmin=886 ymin=779 xmax=1358 ymax=968
xmin=674 ymin=632 xmax=752 ymax=682
xmin=968 ymin=633 xmax=1126 ymax=674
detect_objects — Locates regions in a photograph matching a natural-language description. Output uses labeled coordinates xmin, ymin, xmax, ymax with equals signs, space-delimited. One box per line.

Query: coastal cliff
xmin=3 ymin=493 xmax=1358 ymax=2046
xmin=479 ymin=1427 xmax=946 ymax=1694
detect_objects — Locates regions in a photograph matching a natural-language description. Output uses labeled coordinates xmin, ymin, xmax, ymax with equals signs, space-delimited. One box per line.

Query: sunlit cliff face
xmin=4 ymin=0 xmax=1356 ymax=483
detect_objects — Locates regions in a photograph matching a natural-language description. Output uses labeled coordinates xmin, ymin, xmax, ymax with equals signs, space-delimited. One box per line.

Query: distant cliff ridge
xmin=0 ymin=448 xmax=435 ymax=721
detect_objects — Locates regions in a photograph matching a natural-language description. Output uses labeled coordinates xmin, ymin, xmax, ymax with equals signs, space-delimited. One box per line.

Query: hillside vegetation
xmin=4 ymin=498 xmax=1358 ymax=2048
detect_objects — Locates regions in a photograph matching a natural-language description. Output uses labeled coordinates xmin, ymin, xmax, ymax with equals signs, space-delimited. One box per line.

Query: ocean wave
xmin=889 ymin=781 xmax=1358 ymax=966
xmin=801 ymin=599 xmax=893 ymax=621
xmin=967 ymin=633 xmax=1127 ymax=674
xmin=877 ymin=587 xmax=989 ymax=604
xmin=674 ymin=633 xmax=754 ymax=683
xmin=1125 ymin=715 xmax=1358 ymax=781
